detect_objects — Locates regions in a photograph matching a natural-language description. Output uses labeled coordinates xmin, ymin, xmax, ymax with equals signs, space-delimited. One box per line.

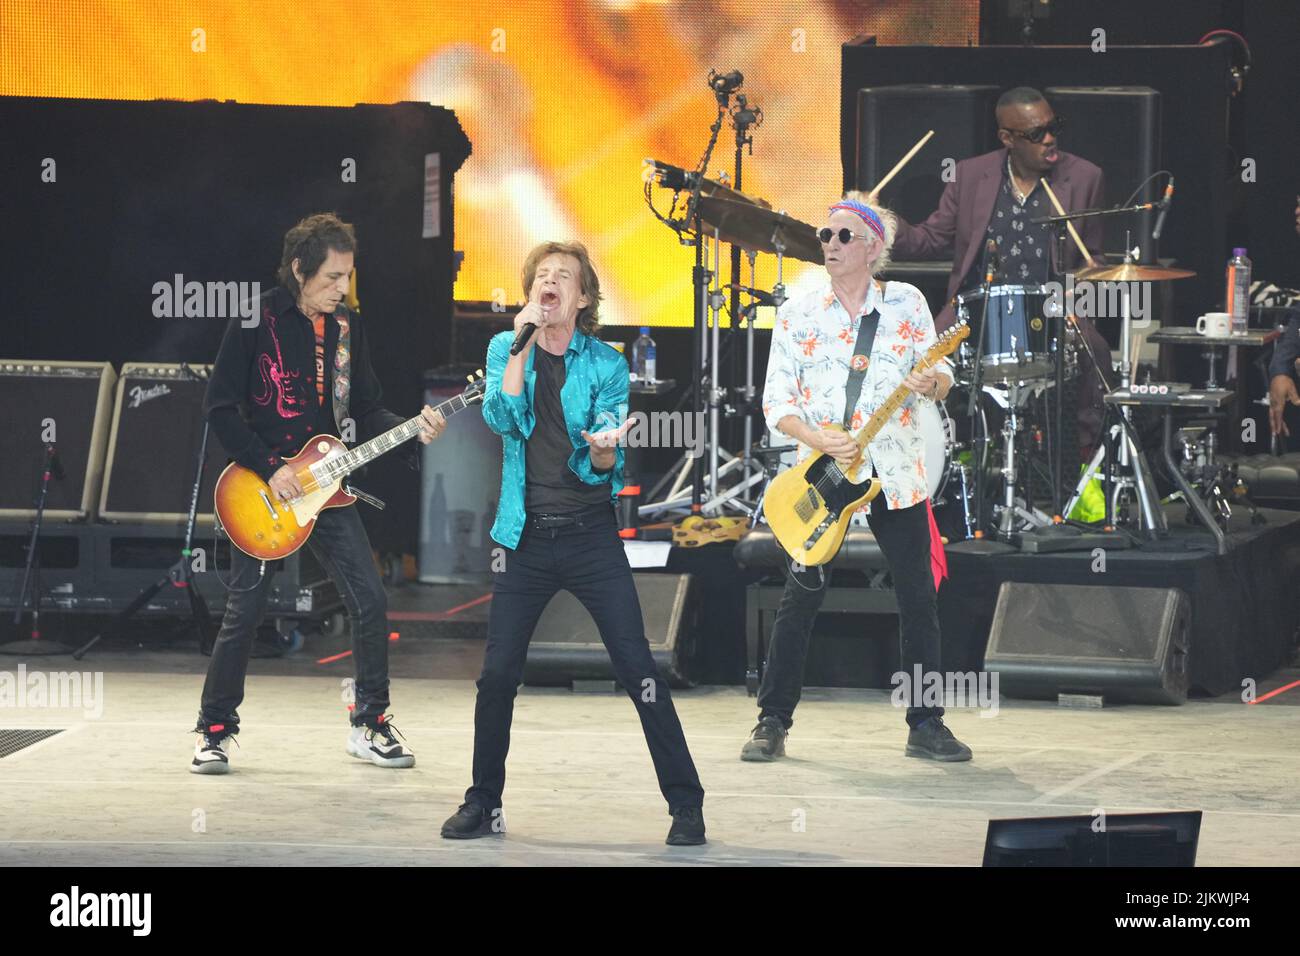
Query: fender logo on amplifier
xmin=128 ymin=384 xmax=171 ymax=408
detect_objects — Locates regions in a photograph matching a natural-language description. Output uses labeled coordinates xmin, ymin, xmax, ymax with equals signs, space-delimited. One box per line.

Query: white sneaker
xmin=190 ymin=726 xmax=237 ymax=774
xmin=347 ymin=715 xmax=415 ymax=768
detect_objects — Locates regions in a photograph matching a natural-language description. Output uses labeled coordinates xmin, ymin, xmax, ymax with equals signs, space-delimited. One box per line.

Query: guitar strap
xmin=332 ymin=313 xmax=352 ymax=433
xmin=842 ymin=289 xmax=883 ymax=427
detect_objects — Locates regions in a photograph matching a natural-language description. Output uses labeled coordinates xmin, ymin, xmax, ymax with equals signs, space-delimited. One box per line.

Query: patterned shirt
xmin=964 ymin=155 xmax=1052 ymax=289
xmin=763 ymin=279 xmax=952 ymax=510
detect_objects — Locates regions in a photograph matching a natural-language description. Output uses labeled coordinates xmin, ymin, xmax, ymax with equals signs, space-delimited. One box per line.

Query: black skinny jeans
xmin=757 ymin=496 xmax=945 ymax=730
xmin=465 ymin=506 xmax=705 ymax=814
xmin=199 ymin=503 xmax=391 ymax=729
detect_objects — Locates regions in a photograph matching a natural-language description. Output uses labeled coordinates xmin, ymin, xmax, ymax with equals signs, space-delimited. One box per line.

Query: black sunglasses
xmin=1001 ymin=116 xmax=1065 ymax=144
xmin=817 ymin=227 xmax=875 ymax=245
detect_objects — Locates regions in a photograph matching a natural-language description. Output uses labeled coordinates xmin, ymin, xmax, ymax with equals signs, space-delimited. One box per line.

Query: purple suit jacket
xmin=891 ymin=148 xmax=1105 ymax=330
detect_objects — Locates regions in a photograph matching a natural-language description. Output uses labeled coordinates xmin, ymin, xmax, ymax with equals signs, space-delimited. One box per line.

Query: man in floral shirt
xmin=742 ymin=193 xmax=973 ymax=763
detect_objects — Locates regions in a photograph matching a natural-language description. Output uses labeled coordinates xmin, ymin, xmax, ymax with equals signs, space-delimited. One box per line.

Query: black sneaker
xmin=190 ymin=723 xmax=238 ymax=774
xmin=666 ymin=806 xmax=706 ymax=846
xmin=905 ymin=716 xmax=972 ymax=762
xmin=440 ymin=803 xmax=500 ymax=840
xmin=740 ymin=715 xmax=788 ymax=762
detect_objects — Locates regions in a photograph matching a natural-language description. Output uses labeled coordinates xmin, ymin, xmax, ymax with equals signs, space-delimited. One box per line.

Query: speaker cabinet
xmin=855 ymin=84 xmax=1000 ymax=228
xmin=98 ymin=363 xmax=226 ymax=524
xmin=0 ymin=360 xmax=116 ymax=521
xmin=1043 ymin=86 xmax=1161 ymax=262
xmin=984 ymin=581 xmax=1190 ymax=704
xmin=523 ymin=572 xmax=698 ymax=688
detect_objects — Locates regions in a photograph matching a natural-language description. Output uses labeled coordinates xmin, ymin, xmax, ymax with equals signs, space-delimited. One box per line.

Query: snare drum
xmin=955 ymin=283 xmax=1063 ymax=381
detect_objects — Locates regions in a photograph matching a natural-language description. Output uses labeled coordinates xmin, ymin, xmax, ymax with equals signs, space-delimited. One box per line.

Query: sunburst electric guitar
xmin=214 ymin=371 xmax=485 ymax=560
xmin=762 ymin=322 xmax=969 ymax=567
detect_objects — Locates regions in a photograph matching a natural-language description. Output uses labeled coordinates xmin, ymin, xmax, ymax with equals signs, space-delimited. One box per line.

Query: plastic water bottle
xmin=631 ymin=327 xmax=656 ymax=383
xmin=1225 ymin=247 xmax=1252 ymax=335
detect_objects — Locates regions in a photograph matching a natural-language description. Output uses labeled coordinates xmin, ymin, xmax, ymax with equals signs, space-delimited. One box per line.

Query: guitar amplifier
xmin=0 ymin=360 xmax=117 ymax=521
xmin=98 ymin=363 xmax=227 ymax=525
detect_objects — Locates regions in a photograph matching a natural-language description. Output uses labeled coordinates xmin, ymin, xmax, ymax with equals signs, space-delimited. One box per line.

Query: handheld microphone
xmin=510 ymin=322 xmax=538 ymax=356
xmin=1152 ymin=176 xmax=1175 ymax=241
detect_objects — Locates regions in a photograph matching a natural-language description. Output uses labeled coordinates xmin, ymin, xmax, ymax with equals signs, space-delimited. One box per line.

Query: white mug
xmin=1196 ymin=312 xmax=1231 ymax=336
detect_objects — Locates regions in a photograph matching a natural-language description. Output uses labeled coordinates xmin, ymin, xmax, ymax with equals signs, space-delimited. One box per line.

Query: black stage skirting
xmin=937 ymin=505 xmax=1300 ymax=697
xmin=678 ymin=504 xmax=1299 ymax=695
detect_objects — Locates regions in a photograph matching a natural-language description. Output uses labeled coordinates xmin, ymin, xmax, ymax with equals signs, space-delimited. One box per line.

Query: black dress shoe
xmin=441 ymin=803 xmax=499 ymax=839
xmin=740 ymin=715 xmax=788 ymax=762
xmin=666 ymin=806 xmax=707 ymax=846
xmin=905 ymin=716 xmax=973 ymax=762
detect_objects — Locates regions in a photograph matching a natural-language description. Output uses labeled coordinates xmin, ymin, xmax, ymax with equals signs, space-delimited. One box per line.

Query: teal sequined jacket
xmin=481 ymin=329 xmax=627 ymax=548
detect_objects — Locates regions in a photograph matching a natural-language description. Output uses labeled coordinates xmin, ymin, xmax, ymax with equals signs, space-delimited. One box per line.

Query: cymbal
xmin=1075 ymin=262 xmax=1196 ymax=282
xmin=694 ymin=195 xmax=824 ymax=264
xmin=698 ymin=177 xmax=771 ymax=210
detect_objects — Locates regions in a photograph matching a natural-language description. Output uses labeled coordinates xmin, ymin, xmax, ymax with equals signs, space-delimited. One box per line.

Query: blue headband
xmin=828 ymin=200 xmax=885 ymax=241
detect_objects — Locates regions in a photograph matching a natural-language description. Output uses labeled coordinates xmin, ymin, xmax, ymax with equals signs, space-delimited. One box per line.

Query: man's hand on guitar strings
xmin=904 ymin=367 xmax=948 ymax=401
xmin=418 ymin=405 xmax=447 ymax=444
xmin=268 ymin=464 xmax=305 ymax=502
xmin=813 ymin=427 xmax=859 ymax=466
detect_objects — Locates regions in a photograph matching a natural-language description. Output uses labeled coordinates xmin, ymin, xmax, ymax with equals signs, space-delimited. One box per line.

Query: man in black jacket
xmin=192 ymin=213 xmax=445 ymax=775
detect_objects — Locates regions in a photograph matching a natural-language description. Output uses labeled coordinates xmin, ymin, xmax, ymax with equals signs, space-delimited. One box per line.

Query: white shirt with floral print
xmin=762 ymin=278 xmax=953 ymax=510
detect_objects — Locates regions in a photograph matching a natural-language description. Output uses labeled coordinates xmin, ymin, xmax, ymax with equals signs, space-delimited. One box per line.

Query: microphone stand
xmin=683 ymin=93 xmax=729 ymax=514
xmin=0 ymin=443 xmax=71 ymax=655
xmin=966 ymin=250 xmax=995 ymax=537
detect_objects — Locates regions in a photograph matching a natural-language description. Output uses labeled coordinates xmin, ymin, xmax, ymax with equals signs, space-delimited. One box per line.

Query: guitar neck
xmin=854 ymin=352 xmax=945 ymax=452
xmin=323 ymin=392 xmax=474 ymax=479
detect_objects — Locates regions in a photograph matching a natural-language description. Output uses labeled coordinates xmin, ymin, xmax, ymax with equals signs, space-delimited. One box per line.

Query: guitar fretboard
xmin=854 ymin=329 xmax=967 ymax=453
xmin=317 ymin=393 xmax=473 ymax=483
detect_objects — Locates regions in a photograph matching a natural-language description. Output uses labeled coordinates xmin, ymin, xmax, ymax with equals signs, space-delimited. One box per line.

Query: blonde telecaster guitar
xmin=214 ymin=371 xmax=484 ymax=560
xmin=762 ymin=322 xmax=969 ymax=566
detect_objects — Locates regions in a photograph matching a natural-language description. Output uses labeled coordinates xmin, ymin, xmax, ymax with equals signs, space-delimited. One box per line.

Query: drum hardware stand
xmin=0 ymin=442 xmax=72 ymax=656
xmin=1038 ymin=210 xmax=1168 ymax=539
xmin=642 ymin=70 xmax=767 ymax=519
xmin=72 ymin=364 xmax=216 ymax=659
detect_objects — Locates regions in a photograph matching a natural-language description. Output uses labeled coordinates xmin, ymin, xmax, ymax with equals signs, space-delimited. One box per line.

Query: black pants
xmin=757 ymin=496 xmax=944 ymax=730
xmin=199 ymin=503 xmax=391 ymax=729
xmin=465 ymin=506 xmax=704 ymax=813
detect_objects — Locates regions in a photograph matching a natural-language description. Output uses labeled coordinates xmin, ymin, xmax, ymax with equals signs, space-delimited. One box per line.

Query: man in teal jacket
xmin=440 ymin=241 xmax=706 ymax=846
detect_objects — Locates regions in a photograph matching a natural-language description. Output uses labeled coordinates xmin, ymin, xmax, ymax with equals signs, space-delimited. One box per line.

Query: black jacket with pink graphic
xmin=204 ymin=286 xmax=406 ymax=482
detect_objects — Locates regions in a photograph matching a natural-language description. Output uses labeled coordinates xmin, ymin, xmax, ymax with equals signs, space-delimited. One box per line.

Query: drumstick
xmin=870 ymin=130 xmax=934 ymax=195
xmin=1040 ymin=177 xmax=1097 ymax=270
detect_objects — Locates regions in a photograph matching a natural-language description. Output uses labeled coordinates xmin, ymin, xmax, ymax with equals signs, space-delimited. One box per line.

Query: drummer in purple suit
xmin=871 ymin=87 xmax=1113 ymax=459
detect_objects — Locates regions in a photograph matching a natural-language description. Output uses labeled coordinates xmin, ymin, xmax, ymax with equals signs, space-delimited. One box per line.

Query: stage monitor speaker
xmin=0 ymin=360 xmax=116 ymax=521
xmin=98 ymin=363 xmax=226 ymax=524
xmin=523 ymin=572 xmax=698 ymax=688
xmin=1043 ymin=86 xmax=1161 ymax=262
xmin=984 ymin=581 xmax=1189 ymax=705
xmin=855 ymin=84 xmax=1000 ymax=228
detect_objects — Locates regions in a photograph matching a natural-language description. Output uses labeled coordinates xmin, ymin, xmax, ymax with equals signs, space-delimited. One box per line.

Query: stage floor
xmin=2 ymin=648 xmax=1298 ymax=866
